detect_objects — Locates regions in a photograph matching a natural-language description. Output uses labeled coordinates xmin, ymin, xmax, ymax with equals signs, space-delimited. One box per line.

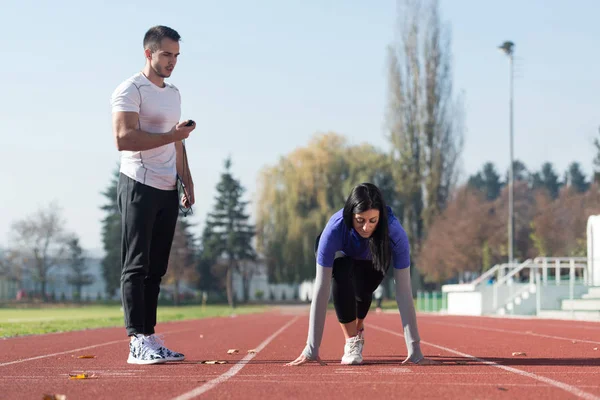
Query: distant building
xmin=0 ymin=257 xmax=107 ymax=301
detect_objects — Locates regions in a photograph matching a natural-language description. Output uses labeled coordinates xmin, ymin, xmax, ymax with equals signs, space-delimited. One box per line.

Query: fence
xmin=415 ymin=290 xmax=447 ymax=312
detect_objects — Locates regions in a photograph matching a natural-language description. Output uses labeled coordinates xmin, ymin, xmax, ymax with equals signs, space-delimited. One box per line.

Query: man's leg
xmin=119 ymin=173 xmax=157 ymax=337
xmin=144 ymin=189 xmax=179 ymax=335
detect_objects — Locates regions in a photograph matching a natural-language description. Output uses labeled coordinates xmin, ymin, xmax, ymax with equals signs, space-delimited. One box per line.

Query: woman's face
xmin=352 ymin=208 xmax=380 ymax=238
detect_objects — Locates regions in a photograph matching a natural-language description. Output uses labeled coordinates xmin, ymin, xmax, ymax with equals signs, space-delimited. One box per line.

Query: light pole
xmin=499 ymin=40 xmax=515 ymax=268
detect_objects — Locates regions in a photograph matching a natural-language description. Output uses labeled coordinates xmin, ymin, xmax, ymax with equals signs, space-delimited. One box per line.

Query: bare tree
xmin=387 ymin=0 xmax=464 ymax=255
xmin=0 ymin=249 xmax=25 ymax=288
xmin=9 ymin=202 xmax=68 ymax=301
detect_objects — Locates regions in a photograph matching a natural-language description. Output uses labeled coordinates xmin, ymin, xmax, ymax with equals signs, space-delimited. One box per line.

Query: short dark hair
xmin=343 ymin=183 xmax=391 ymax=275
xmin=143 ymin=25 xmax=181 ymax=52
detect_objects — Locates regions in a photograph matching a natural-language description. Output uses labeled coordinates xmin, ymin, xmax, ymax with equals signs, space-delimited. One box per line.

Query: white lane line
xmin=171 ymin=316 xmax=299 ymax=400
xmin=371 ymin=324 xmax=600 ymax=400
xmin=222 ymin=379 xmax=600 ymax=388
xmin=0 ymin=328 xmax=192 ymax=368
xmin=417 ymin=314 xmax=600 ymax=331
xmin=425 ymin=321 xmax=600 ymax=345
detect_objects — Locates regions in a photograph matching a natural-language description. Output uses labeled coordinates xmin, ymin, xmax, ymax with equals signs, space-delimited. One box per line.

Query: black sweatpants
xmin=117 ymin=173 xmax=179 ymax=336
xmin=315 ymin=234 xmax=385 ymax=324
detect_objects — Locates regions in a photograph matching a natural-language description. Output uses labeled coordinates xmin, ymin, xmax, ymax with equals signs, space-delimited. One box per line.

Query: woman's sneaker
xmin=146 ymin=334 xmax=185 ymax=361
xmin=127 ymin=335 xmax=167 ymax=365
xmin=341 ymin=335 xmax=364 ymax=365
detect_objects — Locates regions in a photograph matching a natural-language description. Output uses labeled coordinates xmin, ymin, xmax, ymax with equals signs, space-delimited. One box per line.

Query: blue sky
xmin=1 ymin=0 xmax=598 ymax=255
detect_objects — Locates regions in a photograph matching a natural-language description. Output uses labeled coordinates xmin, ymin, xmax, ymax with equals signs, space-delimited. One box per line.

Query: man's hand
xmin=172 ymin=120 xmax=196 ymax=141
xmin=181 ymin=181 xmax=195 ymax=208
xmin=285 ymin=353 xmax=326 ymax=367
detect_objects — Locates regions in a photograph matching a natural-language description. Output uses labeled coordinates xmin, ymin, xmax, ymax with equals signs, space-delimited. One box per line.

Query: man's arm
xmin=175 ymin=140 xmax=195 ymax=206
xmin=112 ymin=112 xmax=194 ymax=152
xmin=175 ymin=141 xmax=192 ymax=183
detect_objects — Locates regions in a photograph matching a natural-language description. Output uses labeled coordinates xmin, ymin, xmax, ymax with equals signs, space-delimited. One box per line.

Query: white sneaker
xmin=146 ymin=334 xmax=185 ymax=361
xmin=127 ymin=335 xmax=167 ymax=365
xmin=341 ymin=335 xmax=364 ymax=365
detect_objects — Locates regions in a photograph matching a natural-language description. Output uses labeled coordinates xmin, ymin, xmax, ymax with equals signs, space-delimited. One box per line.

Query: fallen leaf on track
xmin=43 ymin=395 xmax=67 ymax=400
xmin=77 ymin=355 xmax=96 ymax=359
xmin=68 ymin=373 xmax=96 ymax=380
xmin=227 ymin=349 xmax=239 ymax=354
xmin=594 ymin=348 xmax=598 ymax=351
xmin=497 ymin=387 xmax=509 ymax=392
xmin=247 ymin=349 xmax=257 ymax=354
xmin=512 ymin=352 xmax=527 ymax=356
xmin=202 ymin=360 xmax=227 ymax=365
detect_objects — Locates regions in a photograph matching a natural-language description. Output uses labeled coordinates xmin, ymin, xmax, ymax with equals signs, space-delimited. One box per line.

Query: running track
xmin=2 ymin=307 xmax=600 ymax=399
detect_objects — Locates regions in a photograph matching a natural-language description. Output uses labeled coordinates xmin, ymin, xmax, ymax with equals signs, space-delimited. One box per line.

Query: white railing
xmin=493 ymin=257 xmax=589 ymax=315
xmin=533 ymin=257 xmax=588 ymax=285
xmin=495 ymin=259 xmax=534 ymax=286
xmin=492 ymin=259 xmax=533 ymax=309
xmin=534 ymin=259 xmax=588 ymax=318
xmin=469 ymin=264 xmax=502 ymax=287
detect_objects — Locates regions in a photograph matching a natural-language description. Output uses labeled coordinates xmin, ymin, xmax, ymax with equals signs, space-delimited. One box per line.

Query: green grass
xmin=0 ymin=304 xmax=268 ymax=338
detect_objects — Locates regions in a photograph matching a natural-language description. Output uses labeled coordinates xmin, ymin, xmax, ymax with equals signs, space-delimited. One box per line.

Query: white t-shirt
xmin=110 ymin=72 xmax=181 ymax=190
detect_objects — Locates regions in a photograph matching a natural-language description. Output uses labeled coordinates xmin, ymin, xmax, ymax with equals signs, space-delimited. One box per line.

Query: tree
xmin=594 ymin=126 xmax=600 ymax=184
xmin=419 ymin=187 xmax=493 ymax=282
xmin=203 ymin=157 xmax=255 ymax=308
xmin=100 ymin=167 xmax=121 ymax=298
xmin=66 ymin=237 xmax=94 ymax=302
xmin=237 ymin=259 xmax=261 ymax=304
xmin=419 ymin=180 xmax=545 ymax=283
xmin=164 ymin=219 xmax=197 ymax=306
xmin=0 ymin=249 xmax=25 ymax=288
xmin=530 ymin=184 xmax=600 ymax=257
xmin=506 ymin=160 xmax=529 ymax=183
xmin=386 ymin=0 xmax=463 ymax=255
xmin=196 ymin=224 xmax=219 ymax=293
xmin=9 ymin=203 xmax=68 ymax=301
xmin=531 ymin=162 xmax=561 ymax=199
xmin=468 ymin=162 xmax=503 ymax=201
xmin=256 ymin=132 xmax=397 ymax=284
xmin=564 ymin=162 xmax=589 ymax=193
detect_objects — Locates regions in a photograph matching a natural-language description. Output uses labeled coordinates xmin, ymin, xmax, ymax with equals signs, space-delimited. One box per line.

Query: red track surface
xmin=2 ymin=308 xmax=600 ymax=399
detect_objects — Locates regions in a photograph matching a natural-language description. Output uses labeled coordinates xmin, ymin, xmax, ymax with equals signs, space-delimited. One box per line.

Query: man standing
xmin=111 ymin=25 xmax=195 ymax=364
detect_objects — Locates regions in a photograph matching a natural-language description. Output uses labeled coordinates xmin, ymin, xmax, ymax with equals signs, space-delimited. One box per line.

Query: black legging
xmin=332 ymin=256 xmax=384 ymax=323
xmin=315 ymin=234 xmax=384 ymax=324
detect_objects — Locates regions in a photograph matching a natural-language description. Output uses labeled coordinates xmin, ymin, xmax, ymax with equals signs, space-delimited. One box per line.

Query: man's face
xmin=146 ymin=38 xmax=180 ymax=78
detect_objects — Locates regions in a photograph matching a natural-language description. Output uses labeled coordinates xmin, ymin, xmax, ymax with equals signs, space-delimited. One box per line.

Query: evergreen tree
xmin=564 ymin=162 xmax=589 ymax=193
xmin=531 ymin=162 xmax=561 ymax=199
xmin=468 ymin=162 xmax=502 ymax=201
xmin=594 ymin=126 xmax=600 ymax=184
xmin=202 ymin=157 xmax=255 ymax=308
xmin=506 ymin=160 xmax=529 ymax=183
xmin=100 ymin=167 xmax=121 ymax=298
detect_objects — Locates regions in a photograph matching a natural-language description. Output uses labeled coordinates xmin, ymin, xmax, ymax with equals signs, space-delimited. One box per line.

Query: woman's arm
xmin=393 ymin=267 xmax=424 ymax=363
xmin=302 ymin=264 xmax=333 ymax=359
